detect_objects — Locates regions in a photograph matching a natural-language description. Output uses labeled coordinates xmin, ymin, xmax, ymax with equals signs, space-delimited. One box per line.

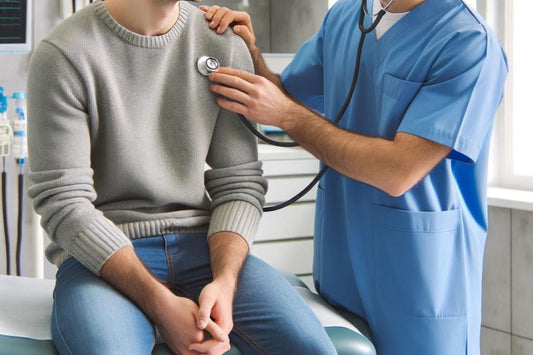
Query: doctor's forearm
xmin=248 ymin=45 xmax=284 ymax=90
xmin=281 ymin=104 xmax=449 ymax=196
xmin=281 ymin=108 xmax=402 ymax=195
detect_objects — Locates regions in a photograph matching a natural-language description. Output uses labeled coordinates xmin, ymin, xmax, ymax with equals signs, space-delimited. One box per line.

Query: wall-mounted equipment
xmin=59 ymin=0 xmax=94 ymax=19
xmin=0 ymin=0 xmax=32 ymax=53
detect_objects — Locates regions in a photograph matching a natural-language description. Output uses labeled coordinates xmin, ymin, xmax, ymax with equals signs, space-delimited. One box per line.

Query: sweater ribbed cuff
xmin=70 ymin=218 xmax=133 ymax=275
xmin=207 ymin=201 xmax=262 ymax=247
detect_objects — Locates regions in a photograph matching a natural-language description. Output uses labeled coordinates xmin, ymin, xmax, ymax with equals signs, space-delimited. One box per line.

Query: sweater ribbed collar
xmin=94 ymin=0 xmax=191 ymax=48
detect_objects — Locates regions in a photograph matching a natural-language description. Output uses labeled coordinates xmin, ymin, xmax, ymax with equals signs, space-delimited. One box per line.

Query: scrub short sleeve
xmin=398 ymin=27 xmax=507 ymax=164
xmin=280 ymin=19 xmax=326 ymax=109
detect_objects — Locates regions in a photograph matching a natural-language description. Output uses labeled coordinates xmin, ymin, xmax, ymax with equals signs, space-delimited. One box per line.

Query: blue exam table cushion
xmin=0 ymin=274 xmax=375 ymax=355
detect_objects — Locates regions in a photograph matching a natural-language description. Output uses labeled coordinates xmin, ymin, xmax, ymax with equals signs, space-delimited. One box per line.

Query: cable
xmin=2 ymin=158 xmax=10 ymax=275
xmin=15 ymin=167 xmax=23 ymax=276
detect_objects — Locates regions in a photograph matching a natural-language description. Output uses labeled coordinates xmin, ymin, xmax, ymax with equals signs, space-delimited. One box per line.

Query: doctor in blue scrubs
xmin=203 ymin=0 xmax=508 ymax=353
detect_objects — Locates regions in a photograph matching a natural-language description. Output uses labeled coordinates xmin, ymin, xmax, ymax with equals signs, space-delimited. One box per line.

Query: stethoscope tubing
xmin=240 ymin=0 xmax=388 ymax=212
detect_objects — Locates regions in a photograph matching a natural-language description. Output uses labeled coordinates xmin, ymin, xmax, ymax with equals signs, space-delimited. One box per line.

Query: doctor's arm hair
xmin=280 ymin=104 xmax=452 ymax=197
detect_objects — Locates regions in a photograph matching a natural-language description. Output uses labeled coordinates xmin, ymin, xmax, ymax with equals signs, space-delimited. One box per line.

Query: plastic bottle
xmin=0 ymin=87 xmax=13 ymax=157
xmin=11 ymin=92 xmax=27 ymax=165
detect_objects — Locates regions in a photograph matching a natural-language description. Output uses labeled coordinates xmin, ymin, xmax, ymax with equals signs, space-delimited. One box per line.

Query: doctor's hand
xmin=189 ymin=279 xmax=234 ymax=354
xmin=155 ymin=293 xmax=228 ymax=355
xmin=199 ymin=6 xmax=256 ymax=50
xmin=209 ymin=67 xmax=294 ymax=129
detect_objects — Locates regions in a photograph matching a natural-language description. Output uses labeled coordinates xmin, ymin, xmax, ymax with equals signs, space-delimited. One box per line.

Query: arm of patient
xmin=100 ymin=247 xmax=228 ymax=355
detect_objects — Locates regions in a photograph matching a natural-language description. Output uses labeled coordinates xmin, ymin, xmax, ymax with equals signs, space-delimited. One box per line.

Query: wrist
xmin=142 ymin=282 xmax=175 ymax=322
xmin=212 ymin=274 xmax=238 ymax=292
xmin=151 ymin=288 xmax=188 ymax=325
xmin=249 ymin=44 xmax=261 ymax=58
xmin=279 ymin=100 xmax=305 ymax=133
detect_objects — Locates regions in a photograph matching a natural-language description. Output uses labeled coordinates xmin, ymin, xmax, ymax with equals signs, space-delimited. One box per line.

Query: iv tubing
xmin=2 ymin=157 xmax=10 ymax=275
xmin=15 ymin=166 xmax=24 ymax=276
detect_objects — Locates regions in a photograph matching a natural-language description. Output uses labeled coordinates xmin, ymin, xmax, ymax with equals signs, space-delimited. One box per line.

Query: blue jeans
xmin=51 ymin=233 xmax=336 ymax=354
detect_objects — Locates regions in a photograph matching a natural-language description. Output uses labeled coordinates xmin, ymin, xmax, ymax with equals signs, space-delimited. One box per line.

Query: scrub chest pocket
xmin=379 ymin=74 xmax=422 ymax=137
xmin=372 ymin=205 xmax=467 ymax=318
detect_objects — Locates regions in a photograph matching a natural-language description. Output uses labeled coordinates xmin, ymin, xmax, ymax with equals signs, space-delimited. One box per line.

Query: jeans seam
xmin=52 ymin=304 xmax=74 ymax=355
xmin=163 ymin=235 xmax=174 ymax=286
xmin=232 ymin=324 xmax=271 ymax=355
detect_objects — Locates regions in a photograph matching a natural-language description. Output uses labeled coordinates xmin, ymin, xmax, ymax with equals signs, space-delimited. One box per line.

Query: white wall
xmin=0 ymin=0 xmax=62 ymax=277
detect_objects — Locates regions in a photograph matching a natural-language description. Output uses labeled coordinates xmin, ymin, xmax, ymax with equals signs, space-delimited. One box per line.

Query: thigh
xmin=52 ymin=258 xmax=156 ymax=355
xmin=231 ymin=256 xmax=336 ymax=355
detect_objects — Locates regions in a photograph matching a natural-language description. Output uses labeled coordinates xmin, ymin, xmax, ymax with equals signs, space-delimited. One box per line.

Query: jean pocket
xmin=372 ymin=205 xmax=466 ymax=318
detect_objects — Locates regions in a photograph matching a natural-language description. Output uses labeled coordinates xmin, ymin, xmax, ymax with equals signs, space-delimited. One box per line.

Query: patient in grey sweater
xmin=28 ymin=1 xmax=264 ymax=276
xmin=26 ymin=1 xmax=335 ymax=354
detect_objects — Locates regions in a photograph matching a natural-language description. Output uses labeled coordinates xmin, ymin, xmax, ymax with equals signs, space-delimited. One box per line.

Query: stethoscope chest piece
xmin=197 ymin=56 xmax=220 ymax=76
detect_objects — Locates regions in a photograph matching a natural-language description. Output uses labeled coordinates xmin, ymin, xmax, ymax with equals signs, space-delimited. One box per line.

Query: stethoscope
xmin=197 ymin=0 xmax=395 ymax=212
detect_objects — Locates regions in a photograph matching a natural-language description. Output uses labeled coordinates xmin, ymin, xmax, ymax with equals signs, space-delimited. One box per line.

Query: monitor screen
xmin=0 ymin=0 xmax=31 ymax=53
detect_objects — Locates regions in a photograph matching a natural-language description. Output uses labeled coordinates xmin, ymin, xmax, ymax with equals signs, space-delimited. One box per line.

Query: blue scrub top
xmin=281 ymin=0 xmax=507 ymax=354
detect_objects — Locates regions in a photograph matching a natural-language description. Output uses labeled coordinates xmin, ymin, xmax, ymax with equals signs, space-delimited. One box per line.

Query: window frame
xmin=481 ymin=0 xmax=533 ymax=191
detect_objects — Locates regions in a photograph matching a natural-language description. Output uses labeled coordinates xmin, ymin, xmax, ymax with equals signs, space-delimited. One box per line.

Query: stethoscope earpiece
xmin=197 ymin=56 xmax=220 ymax=76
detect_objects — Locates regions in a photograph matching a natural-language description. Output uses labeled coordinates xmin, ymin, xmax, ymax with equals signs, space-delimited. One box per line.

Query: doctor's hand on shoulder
xmin=200 ymin=6 xmax=256 ymax=50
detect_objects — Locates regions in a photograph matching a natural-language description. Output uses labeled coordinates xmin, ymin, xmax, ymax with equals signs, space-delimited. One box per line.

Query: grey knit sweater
xmin=27 ymin=1 xmax=267 ymax=275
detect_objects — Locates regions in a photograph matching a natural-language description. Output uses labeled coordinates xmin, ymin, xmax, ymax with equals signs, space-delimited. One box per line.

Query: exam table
xmin=0 ymin=273 xmax=375 ymax=354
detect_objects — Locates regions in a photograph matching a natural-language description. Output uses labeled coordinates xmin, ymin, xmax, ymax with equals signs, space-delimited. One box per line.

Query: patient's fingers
xmin=189 ymin=338 xmax=231 ymax=354
xmin=204 ymin=319 xmax=229 ymax=343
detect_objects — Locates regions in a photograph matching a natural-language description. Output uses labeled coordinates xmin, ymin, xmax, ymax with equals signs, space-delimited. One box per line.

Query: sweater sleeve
xmin=27 ymin=41 xmax=132 ymax=275
xmin=205 ymin=34 xmax=268 ymax=246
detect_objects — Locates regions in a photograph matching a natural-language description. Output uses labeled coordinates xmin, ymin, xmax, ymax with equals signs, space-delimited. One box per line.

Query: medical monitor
xmin=0 ymin=0 xmax=32 ymax=53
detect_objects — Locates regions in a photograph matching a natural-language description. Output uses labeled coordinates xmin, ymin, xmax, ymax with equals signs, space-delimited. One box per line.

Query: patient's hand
xmin=200 ymin=5 xmax=256 ymax=50
xmin=189 ymin=279 xmax=234 ymax=354
xmin=155 ymin=293 xmax=228 ymax=355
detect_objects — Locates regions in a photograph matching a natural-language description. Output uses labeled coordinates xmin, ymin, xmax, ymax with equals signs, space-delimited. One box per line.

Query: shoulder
xmin=426 ymin=4 xmax=507 ymax=81
xmin=41 ymin=4 xmax=97 ymax=53
xmin=182 ymin=2 xmax=253 ymax=72
xmin=183 ymin=2 xmax=247 ymax=51
xmin=432 ymin=3 xmax=499 ymax=52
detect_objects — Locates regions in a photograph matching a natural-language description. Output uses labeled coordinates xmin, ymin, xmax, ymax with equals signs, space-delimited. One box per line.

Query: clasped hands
xmin=156 ymin=278 xmax=235 ymax=355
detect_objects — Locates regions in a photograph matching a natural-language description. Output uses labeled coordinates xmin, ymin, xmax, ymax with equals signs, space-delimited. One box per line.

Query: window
xmin=497 ymin=0 xmax=533 ymax=190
